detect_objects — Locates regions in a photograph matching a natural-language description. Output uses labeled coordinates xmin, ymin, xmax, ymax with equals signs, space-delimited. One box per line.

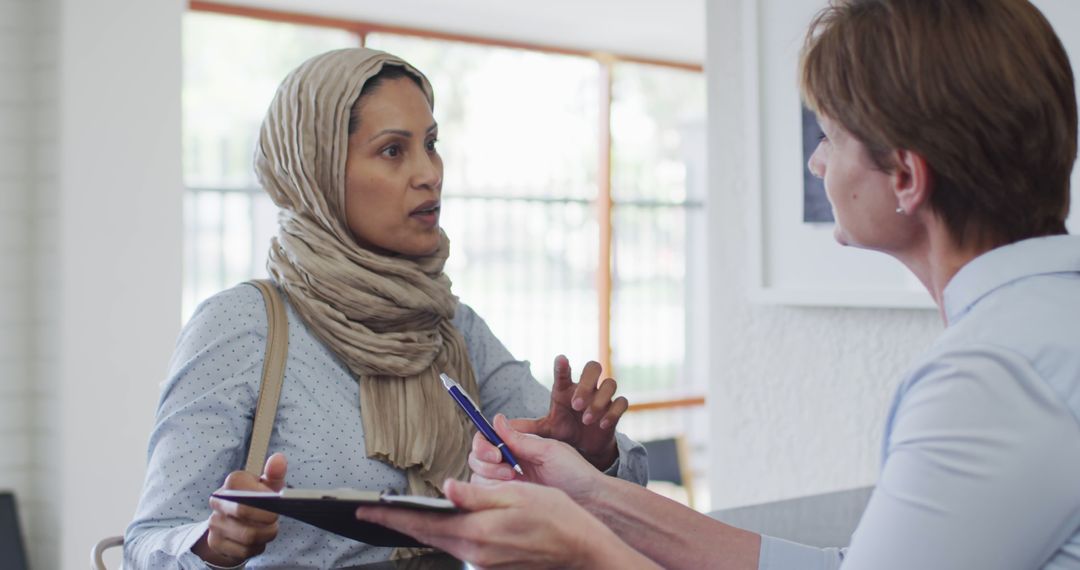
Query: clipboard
xmin=212 ymin=488 xmax=458 ymax=547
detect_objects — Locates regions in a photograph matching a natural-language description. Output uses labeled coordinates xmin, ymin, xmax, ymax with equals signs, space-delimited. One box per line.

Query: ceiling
xmin=205 ymin=0 xmax=705 ymax=66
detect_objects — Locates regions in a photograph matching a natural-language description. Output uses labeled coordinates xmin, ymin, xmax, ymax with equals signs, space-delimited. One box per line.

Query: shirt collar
xmin=943 ymin=235 xmax=1080 ymax=325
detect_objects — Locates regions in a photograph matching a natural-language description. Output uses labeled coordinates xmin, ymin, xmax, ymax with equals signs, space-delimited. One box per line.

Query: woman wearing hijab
xmin=356 ymin=0 xmax=1080 ymax=568
xmin=124 ymin=48 xmax=646 ymax=568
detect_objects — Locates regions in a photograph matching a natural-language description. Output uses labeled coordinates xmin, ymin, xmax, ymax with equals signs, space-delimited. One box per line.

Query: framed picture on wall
xmin=801 ymin=105 xmax=833 ymax=224
xmin=741 ymin=0 xmax=1079 ymax=309
xmin=742 ymin=0 xmax=931 ymax=308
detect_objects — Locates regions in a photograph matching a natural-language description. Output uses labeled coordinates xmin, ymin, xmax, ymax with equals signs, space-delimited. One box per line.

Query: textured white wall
xmin=706 ymin=0 xmax=1080 ymax=510
xmin=705 ymin=0 xmax=942 ymax=510
xmin=52 ymin=0 xmax=183 ymax=568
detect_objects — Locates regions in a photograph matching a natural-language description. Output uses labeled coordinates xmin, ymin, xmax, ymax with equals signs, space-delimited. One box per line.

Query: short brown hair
xmin=800 ymin=0 xmax=1077 ymax=248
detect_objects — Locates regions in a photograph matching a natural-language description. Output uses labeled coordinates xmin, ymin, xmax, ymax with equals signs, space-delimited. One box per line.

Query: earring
xmin=895 ymin=206 xmax=905 ymax=215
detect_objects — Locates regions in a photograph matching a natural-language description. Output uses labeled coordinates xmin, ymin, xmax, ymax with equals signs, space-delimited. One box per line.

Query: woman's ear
xmin=892 ymin=149 xmax=932 ymax=214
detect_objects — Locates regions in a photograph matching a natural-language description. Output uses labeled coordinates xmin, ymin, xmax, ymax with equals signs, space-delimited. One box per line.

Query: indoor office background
xmin=1 ymin=1 xmax=1078 ymax=570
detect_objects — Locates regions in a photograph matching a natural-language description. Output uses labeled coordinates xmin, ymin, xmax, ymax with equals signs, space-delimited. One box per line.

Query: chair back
xmin=642 ymin=436 xmax=695 ymax=507
xmin=91 ymin=536 xmax=124 ymax=570
xmin=642 ymin=437 xmax=685 ymax=486
xmin=0 ymin=492 xmax=29 ymax=570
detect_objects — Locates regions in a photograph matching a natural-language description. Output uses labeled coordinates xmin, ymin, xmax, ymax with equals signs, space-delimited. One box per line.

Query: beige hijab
xmin=255 ymin=48 xmax=478 ymax=497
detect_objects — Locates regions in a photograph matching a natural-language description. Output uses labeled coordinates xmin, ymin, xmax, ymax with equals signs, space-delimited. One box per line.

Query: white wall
xmin=705 ymin=0 xmax=1080 ymax=510
xmin=53 ymin=0 xmax=184 ymax=567
xmin=0 ymin=0 xmax=182 ymax=568
xmin=1035 ymin=0 xmax=1080 ymax=233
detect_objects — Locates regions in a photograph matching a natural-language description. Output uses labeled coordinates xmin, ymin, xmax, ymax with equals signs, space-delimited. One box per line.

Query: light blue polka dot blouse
xmin=124 ymin=283 xmax=647 ymax=569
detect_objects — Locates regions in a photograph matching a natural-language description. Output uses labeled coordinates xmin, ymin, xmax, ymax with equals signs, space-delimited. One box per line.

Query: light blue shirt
xmin=760 ymin=235 xmax=1080 ymax=570
xmin=125 ymin=284 xmax=647 ymax=569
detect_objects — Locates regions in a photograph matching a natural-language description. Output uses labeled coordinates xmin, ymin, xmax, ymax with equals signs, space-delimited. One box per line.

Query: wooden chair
xmin=91 ymin=535 xmax=124 ymax=570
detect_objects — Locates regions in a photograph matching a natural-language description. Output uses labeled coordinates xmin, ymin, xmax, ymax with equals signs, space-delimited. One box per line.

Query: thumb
xmin=494 ymin=414 xmax=549 ymax=461
xmin=442 ymin=479 xmax=515 ymax=512
xmin=261 ymin=452 xmax=288 ymax=492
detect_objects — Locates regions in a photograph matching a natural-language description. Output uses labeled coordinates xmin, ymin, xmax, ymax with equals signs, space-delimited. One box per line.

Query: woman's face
xmin=808 ymin=116 xmax=910 ymax=252
xmin=344 ymin=77 xmax=442 ymax=257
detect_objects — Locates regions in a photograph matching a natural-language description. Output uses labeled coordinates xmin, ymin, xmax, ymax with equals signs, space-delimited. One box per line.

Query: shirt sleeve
xmin=757 ymin=536 xmax=844 ymax=570
xmin=124 ymin=286 xmax=266 ymax=569
xmin=455 ymin=303 xmax=648 ymax=485
xmin=839 ymin=345 xmax=1080 ymax=569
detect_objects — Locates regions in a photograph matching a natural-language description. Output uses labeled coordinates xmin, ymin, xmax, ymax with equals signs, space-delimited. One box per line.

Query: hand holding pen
xmin=441 ymin=373 xmax=525 ymax=475
xmin=466 ymin=413 xmax=607 ymax=505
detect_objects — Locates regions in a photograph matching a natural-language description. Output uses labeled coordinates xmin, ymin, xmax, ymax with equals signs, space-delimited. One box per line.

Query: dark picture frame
xmin=801 ymin=105 xmax=833 ymax=223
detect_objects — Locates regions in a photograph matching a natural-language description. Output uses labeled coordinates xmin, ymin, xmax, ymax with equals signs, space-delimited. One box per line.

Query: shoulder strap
xmin=244 ymin=279 xmax=289 ymax=475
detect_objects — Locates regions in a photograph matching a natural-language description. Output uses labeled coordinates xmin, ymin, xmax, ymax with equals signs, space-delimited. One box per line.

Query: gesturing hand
xmin=513 ymin=355 xmax=628 ymax=470
xmin=193 ymin=453 xmax=288 ymax=567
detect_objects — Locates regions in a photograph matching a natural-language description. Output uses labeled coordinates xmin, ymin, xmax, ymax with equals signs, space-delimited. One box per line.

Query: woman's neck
xmin=894 ymin=222 xmax=991 ymax=326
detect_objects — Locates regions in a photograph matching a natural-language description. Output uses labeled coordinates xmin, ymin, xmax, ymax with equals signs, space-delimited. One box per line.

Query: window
xmin=183 ymin=7 xmax=708 ymax=508
xmin=611 ymin=63 xmax=707 ymax=399
xmin=182 ymin=12 xmax=358 ymax=312
xmin=363 ymin=33 xmax=605 ymax=378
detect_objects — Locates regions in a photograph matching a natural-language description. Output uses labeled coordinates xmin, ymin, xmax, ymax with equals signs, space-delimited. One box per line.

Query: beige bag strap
xmin=243 ymin=279 xmax=289 ymax=475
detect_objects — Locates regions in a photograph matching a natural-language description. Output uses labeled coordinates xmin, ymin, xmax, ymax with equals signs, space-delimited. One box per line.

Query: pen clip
xmin=440 ymin=373 xmax=481 ymax=408
xmin=439 ymin=372 xmax=459 ymax=391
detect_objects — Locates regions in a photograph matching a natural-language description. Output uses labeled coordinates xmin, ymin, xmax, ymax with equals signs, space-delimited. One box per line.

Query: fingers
xmin=201 ymin=465 xmax=285 ymax=566
xmin=469 ymin=430 xmax=515 ymax=480
xmin=261 ymin=452 xmax=288 ymax=492
xmin=469 ymin=473 xmax=503 ymax=486
xmin=571 ymin=361 xmax=603 ymax=412
xmin=442 ymin=479 xmax=518 ymax=511
xmin=472 ymin=431 xmax=502 ymax=464
xmin=492 ymin=414 xmax=548 ymax=461
xmin=204 ymin=533 xmax=263 ymax=565
xmin=469 ymin=451 xmax=516 ymax=482
xmin=205 ymin=499 xmax=280 ymax=564
xmin=354 ymin=506 xmax=465 ymax=555
xmin=552 ymin=354 xmax=573 ymax=394
xmin=357 ymin=484 xmax=571 ymax=570
xmin=209 ymin=495 xmax=280 ymax=525
xmin=599 ymin=396 xmax=629 ymax=431
xmin=207 ymin=509 xmax=279 ymax=558
xmin=582 ymin=378 xmax=617 ymax=426
xmin=214 ymin=469 xmax=280 ymax=524
xmin=222 ymin=470 xmax=262 ymax=491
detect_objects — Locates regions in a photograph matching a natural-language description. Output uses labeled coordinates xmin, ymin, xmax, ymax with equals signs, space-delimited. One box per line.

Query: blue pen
xmin=440 ymin=373 xmax=524 ymax=476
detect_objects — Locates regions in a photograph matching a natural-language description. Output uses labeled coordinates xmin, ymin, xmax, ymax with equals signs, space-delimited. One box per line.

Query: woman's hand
xmin=192 ymin=453 xmax=288 ymax=567
xmin=356 ymin=479 xmax=657 ymax=570
xmin=514 ymin=355 xmax=629 ymax=470
xmin=469 ymin=414 xmax=604 ymax=504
